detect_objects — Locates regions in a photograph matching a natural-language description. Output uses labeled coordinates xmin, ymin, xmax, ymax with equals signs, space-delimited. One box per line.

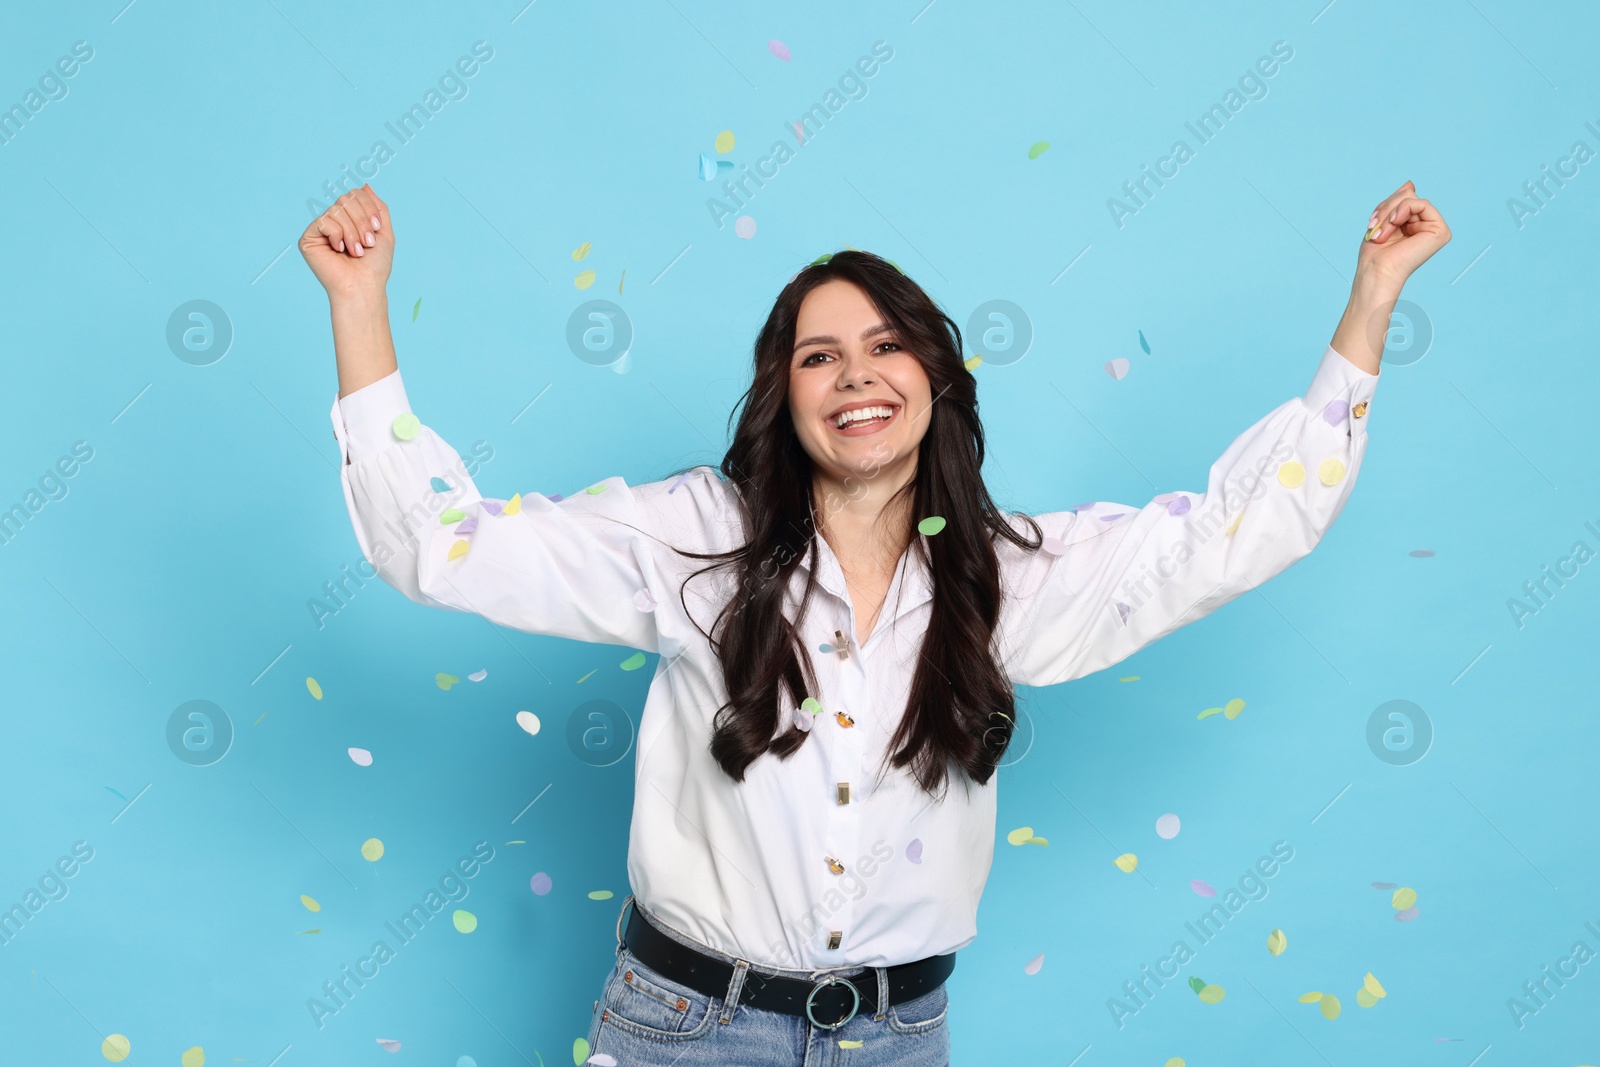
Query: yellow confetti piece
xmin=1391 ymin=887 xmax=1417 ymax=910
xmin=1006 ymin=826 xmax=1034 ymax=846
xmin=1355 ymin=988 xmax=1378 ymax=1008
xmin=1119 ymin=675 xmax=1140 ymax=682
xmin=1026 ymin=836 xmax=1049 ymax=846
xmin=572 ymin=241 xmax=592 ymax=261
xmin=296 ymin=928 xmax=320 ymax=934
xmin=715 ymin=129 xmax=736 ymax=153
xmin=300 ymin=894 xmax=321 ymax=912
xmin=1165 ymin=1060 xmax=1186 ymax=1067
xmin=1198 ymin=983 xmax=1226 ymax=1004
xmin=392 ymin=413 xmax=420 ymax=440
xmin=1298 ymin=992 xmax=1323 ymax=1003
xmin=588 ymin=890 xmax=614 ymax=900
xmin=447 ymin=539 xmax=470 ymax=560
xmin=618 ymin=269 xmax=625 ymax=294
xmin=573 ymin=1038 xmax=590 ymax=1066
xmin=503 ymin=492 xmax=523 ymax=516
xmin=1223 ymin=697 xmax=1245 ymax=720
xmin=1197 ymin=706 xmax=1223 ymax=720
xmin=619 ymin=651 xmax=647 ymax=671
xmin=361 ymin=838 xmax=384 ymax=862
xmin=1225 ymin=511 xmax=1244 ymax=534
xmin=306 ymin=677 xmax=323 ymax=700
xmin=436 ymin=672 xmax=460 ymax=689
xmin=1363 ymin=971 xmax=1386 ymax=997
xmin=838 ymin=1040 xmax=863 ymax=1049
xmin=1319 ymin=993 xmax=1341 ymax=1019
xmin=452 ymin=909 xmax=477 ymax=933
xmin=1277 ymin=460 xmax=1306 ymax=488
xmin=576 ymin=668 xmax=597 ymax=684
xmin=1318 ymin=457 xmax=1346 ymax=485
xmin=182 ymin=1047 xmax=205 ymax=1067
xmin=1267 ymin=929 xmax=1287 ymax=955
xmin=101 ymin=1035 xmax=131 ymax=1062
xmin=574 ymin=269 xmax=596 ymax=290
xmin=963 ymin=354 xmax=982 ymax=371
xmin=1113 ymin=853 xmax=1139 ymax=872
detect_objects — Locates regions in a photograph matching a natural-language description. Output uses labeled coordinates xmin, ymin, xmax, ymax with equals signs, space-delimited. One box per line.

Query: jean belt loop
xmin=614 ymin=894 xmax=635 ymax=954
xmin=873 ymin=965 xmax=890 ymax=1022
xmin=720 ymin=959 xmax=750 ymax=1024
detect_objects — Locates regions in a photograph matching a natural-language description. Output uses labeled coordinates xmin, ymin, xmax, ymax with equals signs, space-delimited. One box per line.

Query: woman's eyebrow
xmin=793 ymin=322 xmax=895 ymax=354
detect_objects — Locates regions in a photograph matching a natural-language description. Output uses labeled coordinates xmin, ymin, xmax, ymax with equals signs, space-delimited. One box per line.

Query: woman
xmin=301 ymin=181 xmax=1448 ymax=1065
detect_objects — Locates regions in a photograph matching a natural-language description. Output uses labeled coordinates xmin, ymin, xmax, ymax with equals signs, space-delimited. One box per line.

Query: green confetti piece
xmin=452 ymin=909 xmax=477 ymax=933
xmin=572 ymin=1038 xmax=589 ymax=1066
xmin=619 ymin=651 xmax=647 ymax=671
xmin=1188 ymin=975 xmax=1207 ymax=995
xmin=430 ymin=476 xmax=453 ymax=492
xmin=810 ymin=252 xmax=834 ymax=266
xmin=801 ymin=697 xmax=823 ymax=714
xmin=1138 ymin=329 xmax=1151 ymax=355
xmin=887 ymin=259 xmax=902 ymax=273
xmin=392 ymin=413 xmax=420 ymax=440
xmin=412 ymin=297 xmax=422 ymax=321
xmin=436 ymin=673 xmax=460 ymax=689
xmin=1028 ymin=140 xmax=1050 ymax=159
xmin=585 ymin=484 xmax=607 ymax=495
xmin=588 ymin=889 xmax=614 ymax=900
xmin=439 ymin=509 xmax=466 ymax=524
xmin=917 ymin=515 xmax=947 ymax=536
xmin=1197 ymin=706 xmax=1224 ymax=720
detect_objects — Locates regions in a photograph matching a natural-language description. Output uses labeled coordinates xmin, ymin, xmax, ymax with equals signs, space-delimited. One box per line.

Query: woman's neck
xmin=811 ymin=472 xmax=914 ymax=573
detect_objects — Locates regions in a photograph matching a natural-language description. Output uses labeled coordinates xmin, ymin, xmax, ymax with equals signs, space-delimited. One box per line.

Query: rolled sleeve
xmin=331 ymin=369 xmax=413 ymax=464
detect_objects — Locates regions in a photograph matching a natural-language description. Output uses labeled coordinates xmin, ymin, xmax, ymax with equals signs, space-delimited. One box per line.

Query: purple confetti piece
xmin=455 ymin=516 xmax=479 ymax=535
xmin=480 ymin=499 xmax=504 ymax=516
xmin=529 ymin=871 xmax=552 ymax=896
xmin=906 ymin=838 xmax=923 ymax=863
xmin=1069 ymin=502 xmax=1095 ymax=512
xmin=1371 ymin=881 xmax=1397 ymax=889
xmin=1190 ymin=879 xmax=1216 ymax=898
xmin=1166 ymin=495 xmax=1191 ymax=516
xmin=1040 ymin=536 xmax=1067 ymax=557
xmin=1114 ymin=601 xmax=1131 ymax=623
xmin=792 ymin=707 xmax=814 ymax=733
xmin=1322 ymin=399 xmax=1350 ymax=426
xmin=768 ymin=39 xmax=791 ymax=61
xmin=1100 ymin=512 xmax=1128 ymax=522
xmin=1394 ymin=906 xmax=1420 ymax=922
xmin=1409 ymin=549 xmax=1435 ymax=558
xmin=548 ymin=493 xmax=564 ymax=503
xmin=668 ymin=473 xmax=690 ymax=494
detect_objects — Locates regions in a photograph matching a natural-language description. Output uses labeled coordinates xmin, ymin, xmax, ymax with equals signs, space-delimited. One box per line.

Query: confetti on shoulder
xmin=917 ymin=515 xmax=946 ymax=536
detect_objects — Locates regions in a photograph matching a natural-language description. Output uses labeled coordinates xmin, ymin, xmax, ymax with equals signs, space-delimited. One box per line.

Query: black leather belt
xmin=621 ymin=900 xmax=956 ymax=1030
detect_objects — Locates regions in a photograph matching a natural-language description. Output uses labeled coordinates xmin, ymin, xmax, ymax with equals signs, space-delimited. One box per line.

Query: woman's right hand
xmin=300 ymin=184 xmax=394 ymax=299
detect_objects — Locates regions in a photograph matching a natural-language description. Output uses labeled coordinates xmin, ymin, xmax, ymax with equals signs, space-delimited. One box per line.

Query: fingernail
xmin=1389 ymin=207 xmax=1399 ymax=221
xmin=1368 ymin=211 xmax=1378 ymax=228
xmin=354 ymin=243 xmax=364 ymax=257
xmin=371 ymin=215 xmax=381 ymax=231
xmin=364 ymin=231 xmax=375 ymax=246
xmin=336 ymin=239 xmax=344 ymax=252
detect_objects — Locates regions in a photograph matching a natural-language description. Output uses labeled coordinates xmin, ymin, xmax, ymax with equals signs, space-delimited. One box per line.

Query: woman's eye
xmin=875 ymin=341 xmax=902 ymax=354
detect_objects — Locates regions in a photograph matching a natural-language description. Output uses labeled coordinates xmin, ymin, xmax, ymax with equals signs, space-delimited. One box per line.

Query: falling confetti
xmin=440 ymin=508 xmax=466 ymax=524
xmin=906 ymin=838 xmax=923 ymax=863
xmin=618 ymin=269 xmax=625 ymax=294
xmin=1318 ymin=458 xmax=1346 ymax=485
xmin=585 ymin=484 xmax=608 ymax=495
xmin=1371 ymin=881 xmax=1396 ymax=889
xmin=1166 ymin=495 xmax=1191 ymax=516
xmin=469 ymin=669 xmax=487 ymax=682
xmin=1409 ymin=548 xmax=1435 ymax=557
xmin=452 ymin=910 xmax=478 ymax=933
xmin=101 ymin=1035 xmax=131 ymax=1062
xmin=1138 ymin=330 xmax=1151 ymax=354
xmin=448 ymin=539 xmax=469 ymax=560
xmin=1299 ymin=991 xmax=1341 ymax=1019
xmin=1028 ymin=141 xmax=1050 ymax=159
xmin=307 ymin=677 xmax=323 ymax=700
xmin=735 ymin=215 xmax=757 ymax=239
xmin=836 ymin=1043 xmax=862 ymax=1051
xmin=576 ymin=669 xmax=596 ymax=684
xmin=1105 ymin=358 xmax=1130 ymax=380
xmin=297 ymin=928 xmax=320 ymax=935
xmin=1267 ymin=929 xmax=1287 ymax=955
xmin=300 ymin=894 xmax=321 ymax=912
xmin=1187 ymin=976 xmax=1224 ymax=1003
xmin=348 ymin=747 xmax=373 ymax=766
xmin=634 ymin=589 xmax=657 ymax=611
xmin=530 ymin=872 xmax=553 ymax=895
xmin=377 ymin=1039 xmax=402 ymax=1053
xmin=1322 ymin=399 xmax=1349 ymax=425
xmin=181 ymin=1047 xmax=204 ymax=1067
xmin=1391 ymin=887 xmax=1417 ymax=910
xmin=431 ymin=476 xmax=453 ymax=492
xmin=1006 ymin=826 xmax=1034 ymax=846
xmin=105 ymin=786 xmax=126 ymax=801
xmin=1024 ymin=953 xmax=1044 ymax=975
xmin=573 ymin=1039 xmax=591 ymax=1066
xmin=1113 ymin=853 xmax=1139 ymax=872
xmin=436 ymin=673 xmax=460 ymax=690
xmin=412 ymin=297 xmax=422 ymax=322
xmin=714 ymin=130 xmax=735 ymax=153
xmin=503 ymin=493 xmax=523 ymax=516
xmin=1155 ymin=813 xmax=1181 ymax=839
xmin=768 ymin=39 xmax=791 ymax=61
xmin=917 ymin=515 xmax=947 ymax=536
xmin=572 ymin=241 xmax=592 ymax=261
xmin=1395 ymin=906 xmax=1420 ymax=922
xmin=588 ymin=890 xmax=614 ymax=900
xmin=574 ymin=269 xmax=596 ymax=290
xmin=964 ymin=354 xmax=982 ymax=371
xmin=516 ymin=711 xmax=541 ymax=736
xmin=792 ymin=707 xmax=815 ymax=732
xmin=392 ymin=413 xmax=420 ymax=440
xmin=801 ymin=697 xmax=823 ymax=715
xmin=1165 ymin=1060 xmax=1186 ymax=1067
xmin=1197 ymin=698 xmax=1246 ymax=721
xmin=361 ymin=838 xmax=385 ymax=862
xmin=619 ymin=651 xmax=647 ymax=671
xmin=1190 ymin=879 xmax=1216 ymax=898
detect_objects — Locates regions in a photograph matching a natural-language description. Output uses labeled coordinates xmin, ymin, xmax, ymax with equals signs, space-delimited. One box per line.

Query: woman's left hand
xmin=1359 ymin=180 xmax=1451 ymax=292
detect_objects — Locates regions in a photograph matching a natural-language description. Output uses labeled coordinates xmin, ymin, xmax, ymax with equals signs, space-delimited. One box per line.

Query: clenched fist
xmin=300 ymin=183 xmax=394 ymax=299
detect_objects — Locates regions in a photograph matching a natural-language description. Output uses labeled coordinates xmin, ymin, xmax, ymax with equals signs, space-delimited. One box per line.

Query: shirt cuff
xmin=1302 ymin=343 xmax=1380 ymax=442
xmin=330 ymin=369 xmax=414 ymax=464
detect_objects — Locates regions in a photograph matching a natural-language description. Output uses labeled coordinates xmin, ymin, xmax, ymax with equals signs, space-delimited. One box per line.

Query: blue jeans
xmin=585 ymin=896 xmax=951 ymax=1066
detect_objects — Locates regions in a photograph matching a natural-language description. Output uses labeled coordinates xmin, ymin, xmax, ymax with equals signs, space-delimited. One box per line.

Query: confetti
xmin=572 ymin=241 xmax=592 ymax=261
xmin=300 ymin=894 xmax=321 ymax=912
xmin=573 ymin=1039 xmax=591 ymax=1066
xmin=792 ymin=707 xmax=815 ymax=732
xmin=1277 ymin=460 xmax=1306 ymax=488
xmin=1026 ymin=836 xmax=1049 ymax=846
xmin=431 ymin=476 xmax=453 ymax=492
xmin=452 ymin=910 xmax=477 ymax=933
xmin=412 ymin=297 xmax=422 ymax=322
xmin=1318 ymin=458 xmax=1346 ymax=485
xmin=1138 ymin=330 xmax=1151 ymax=355
xmin=1394 ymin=906 xmax=1420 ymax=922
xmin=1040 ymin=536 xmax=1067 ymax=556
xmin=574 ymin=269 xmax=596 ymax=290
xmin=1356 ymin=988 xmax=1378 ymax=1007
xmin=392 ymin=413 xmax=420 ymax=440
xmin=1363 ymin=972 xmax=1385 ymax=997
xmin=906 ymin=838 xmax=923 ymax=863
xmin=101 ymin=1035 xmax=131 ymax=1062
xmin=836 ymin=1042 xmax=862 ymax=1051
xmin=1370 ymin=881 xmax=1396 ymax=889
xmin=585 ymin=484 xmax=608 ymax=495
xmin=377 ymin=1039 xmax=402 ymax=1053
xmin=1391 ymin=886 xmax=1417 ymax=910
xmin=1322 ymin=399 xmax=1349 ymax=425
xmin=1155 ymin=813 xmax=1181 ymax=839
xmin=587 ymin=1056 xmax=618 ymax=1066
xmin=634 ymin=589 xmax=657 ymax=611
xmin=714 ymin=130 xmax=735 ymax=153
xmin=588 ymin=890 xmax=614 ymax=900
xmin=181 ymin=1048 xmax=204 ymax=1067
xmin=1191 ymin=879 xmax=1216 ymax=897
xmin=1267 ymin=929 xmax=1287 ymax=955
xmin=576 ymin=669 xmax=596 ymax=684
xmin=361 ymin=838 xmax=384 ymax=862
xmin=801 ymin=697 xmax=823 ymax=715
xmin=503 ymin=493 xmax=523 ymax=516
xmin=1024 ymin=953 xmax=1044 ymax=975
xmin=348 ymin=747 xmax=373 ymax=766
xmin=917 ymin=515 xmax=947 ymax=536
xmin=964 ymin=354 xmax=982 ymax=371
xmin=619 ymin=652 xmax=647 ymax=671
xmin=437 ymin=673 xmax=460 ymax=690
xmin=1224 ymin=698 xmax=1245 ymax=719
xmin=1028 ymin=141 xmax=1050 ymax=159
xmin=1409 ymin=548 xmax=1436 ymax=557
xmin=1320 ymin=993 xmax=1341 ymax=1019
xmin=1006 ymin=826 xmax=1034 ymax=846
xmin=469 ymin=669 xmax=487 ymax=682
xmin=516 ymin=711 xmax=541 ymax=736
xmin=618 ymin=269 xmax=625 ymax=294
xmin=307 ymin=677 xmax=323 ymax=700
xmin=735 ymin=216 xmax=757 ymax=239
xmin=1166 ymin=495 xmax=1192 ymax=516
xmin=1113 ymin=853 xmax=1139 ymax=873
xmin=530 ymin=872 xmax=553 ymax=896
xmin=1165 ymin=1060 xmax=1185 ymax=1067
xmin=1226 ymin=512 xmax=1244 ymax=535
xmin=440 ymin=508 xmax=466 ymax=524
xmin=480 ymin=499 xmax=503 ymax=515
xmin=1104 ymin=358 xmax=1130 ymax=380
xmin=1198 ymin=984 xmax=1226 ymax=1004
xmin=1297 ymin=991 xmax=1323 ymax=1003
xmin=768 ymin=39 xmax=791 ymax=61
xmin=667 ymin=473 xmax=690 ymax=493
xmin=448 ymin=539 xmax=470 ymax=560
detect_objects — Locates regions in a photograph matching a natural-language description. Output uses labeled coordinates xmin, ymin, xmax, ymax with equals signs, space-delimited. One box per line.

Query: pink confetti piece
xmin=1166 ymin=495 xmax=1191 ymax=516
xmin=1099 ymin=512 xmax=1128 ymax=522
xmin=1370 ymin=881 xmax=1397 ymax=889
xmin=793 ymin=121 xmax=806 ymax=143
xmin=1155 ymin=813 xmax=1181 ymax=839
xmin=348 ymin=747 xmax=373 ymax=767
xmin=376 ymin=1038 xmax=401 ymax=1053
xmin=1104 ymin=357 xmax=1130 ymax=380
xmin=455 ymin=516 xmax=479 ymax=535
xmin=1040 ymin=536 xmax=1067 ymax=556
xmin=734 ymin=215 xmax=757 ymax=240
xmin=588 ymin=1055 xmax=619 ymax=1067
xmin=768 ymin=39 xmax=791 ymax=61
xmin=1409 ymin=549 xmax=1435 ymax=557
xmin=1191 ymin=879 xmax=1216 ymax=897
xmin=468 ymin=669 xmax=487 ymax=682
xmin=906 ymin=838 xmax=923 ymax=863
xmin=1394 ymin=906 xmax=1420 ymax=922
xmin=1024 ymin=953 xmax=1044 ymax=975
xmin=792 ymin=707 xmax=815 ymax=733
xmin=530 ymin=872 xmax=553 ymax=895
xmin=480 ymin=499 xmax=504 ymax=516
xmin=1322 ymin=399 xmax=1349 ymax=425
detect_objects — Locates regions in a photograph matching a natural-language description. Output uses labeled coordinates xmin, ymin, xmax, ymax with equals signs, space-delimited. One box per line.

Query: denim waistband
xmin=617 ymin=894 xmax=875 ymax=983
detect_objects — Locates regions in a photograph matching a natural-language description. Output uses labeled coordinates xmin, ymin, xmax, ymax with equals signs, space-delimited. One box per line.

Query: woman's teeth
xmin=833 ymin=406 xmax=894 ymax=429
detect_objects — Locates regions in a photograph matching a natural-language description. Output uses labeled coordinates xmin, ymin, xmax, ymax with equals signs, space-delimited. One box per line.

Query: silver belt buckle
xmin=804 ymin=975 xmax=861 ymax=1030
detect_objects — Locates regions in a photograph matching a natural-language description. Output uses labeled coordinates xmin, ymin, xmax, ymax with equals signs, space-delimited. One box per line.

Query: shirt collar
xmin=791 ymin=531 xmax=934 ymax=639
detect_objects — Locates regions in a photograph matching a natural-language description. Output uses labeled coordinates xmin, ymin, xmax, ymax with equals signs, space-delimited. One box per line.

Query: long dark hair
xmin=662 ymin=250 xmax=1044 ymax=802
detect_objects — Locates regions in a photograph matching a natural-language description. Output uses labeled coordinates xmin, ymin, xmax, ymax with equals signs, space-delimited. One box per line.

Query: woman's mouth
xmin=827 ymin=404 xmax=899 ymax=437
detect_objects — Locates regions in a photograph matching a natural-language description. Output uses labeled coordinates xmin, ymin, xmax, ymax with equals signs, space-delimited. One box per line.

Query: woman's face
xmin=787 ymin=278 xmax=932 ymax=490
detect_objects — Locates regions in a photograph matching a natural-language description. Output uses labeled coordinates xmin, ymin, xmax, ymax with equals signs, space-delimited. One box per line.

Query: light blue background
xmin=1 ymin=0 xmax=1596 ymax=1063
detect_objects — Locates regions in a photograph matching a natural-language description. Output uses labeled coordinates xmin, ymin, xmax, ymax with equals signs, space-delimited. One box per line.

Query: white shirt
xmin=330 ymin=343 xmax=1378 ymax=972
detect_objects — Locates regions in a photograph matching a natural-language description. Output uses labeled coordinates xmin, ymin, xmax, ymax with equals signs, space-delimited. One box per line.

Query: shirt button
xmin=1352 ymin=401 xmax=1369 ymax=419
xmin=825 ymin=854 xmax=845 ymax=874
xmin=827 ymin=930 xmax=843 ymax=950
xmin=836 ymin=782 xmax=851 ymax=804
